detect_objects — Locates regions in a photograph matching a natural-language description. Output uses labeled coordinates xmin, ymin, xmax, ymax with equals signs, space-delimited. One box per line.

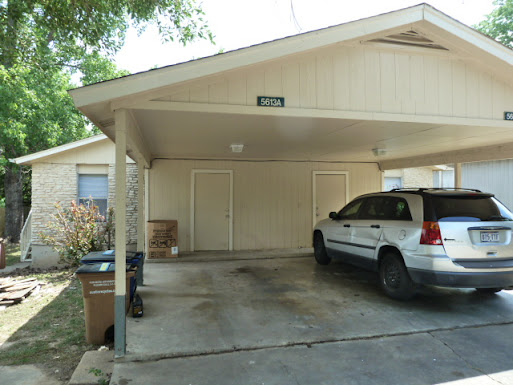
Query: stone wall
xmin=108 ymin=163 xmax=138 ymax=246
xmin=402 ymin=167 xmax=434 ymax=188
xmin=31 ymin=162 xmax=139 ymax=266
xmin=32 ymin=163 xmax=78 ymax=244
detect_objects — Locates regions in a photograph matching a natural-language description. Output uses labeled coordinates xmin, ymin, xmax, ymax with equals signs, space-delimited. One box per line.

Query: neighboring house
xmin=384 ymin=166 xmax=444 ymax=190
xmin=387 ymin=160 xmax=513 ymax=212
xmin=13 ymin=135 xmax=139 ymax=267
xmin=433 ymin=160 xmax=513 ymax=210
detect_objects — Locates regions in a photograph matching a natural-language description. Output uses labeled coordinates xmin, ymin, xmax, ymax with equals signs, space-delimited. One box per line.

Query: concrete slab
xmin=0 ymin=262 xmax=31 ymax=275
xmin=0 ymin=365 xmax=62 ymax=385
xmin=68 ymin=350 xmax=114 ymax=385
xmin=111 ymin=324 xmax=513 ymax=385
xmin=145 ymin=248 xmax=313 ymax=263
xmin=124 ymin=256 xmax=513 ymax=361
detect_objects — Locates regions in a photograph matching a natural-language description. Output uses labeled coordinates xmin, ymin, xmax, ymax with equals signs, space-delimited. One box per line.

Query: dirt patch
xmin=0 ymin=267 xmax=96 ymax=383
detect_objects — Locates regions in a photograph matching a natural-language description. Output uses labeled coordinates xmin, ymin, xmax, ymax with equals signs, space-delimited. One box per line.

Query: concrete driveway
xmin=111 ymin=252 xmax=513 ymax=384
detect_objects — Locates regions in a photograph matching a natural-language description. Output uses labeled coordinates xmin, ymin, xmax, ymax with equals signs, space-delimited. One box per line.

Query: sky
xmin=114 ymin=0 xmax=497 ymax=74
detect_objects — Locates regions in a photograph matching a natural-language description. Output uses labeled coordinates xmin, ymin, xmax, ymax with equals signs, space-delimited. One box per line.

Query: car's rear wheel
xmin=313 ymin=232 xmax=331 ymax=265
xmin=475 ymin=288 xmax=503 ymax=294
xmin=379 ymin=252 xmax=415 ymax=300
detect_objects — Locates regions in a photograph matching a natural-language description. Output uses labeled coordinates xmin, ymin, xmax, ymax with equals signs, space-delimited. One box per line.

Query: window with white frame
xmin=78 ymin=174 xmax=108 ymax=216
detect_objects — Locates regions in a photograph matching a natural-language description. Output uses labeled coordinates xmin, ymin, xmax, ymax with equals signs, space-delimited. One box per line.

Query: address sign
xmin=257 ymin=96 xmax=285 ymax=108
xmin=505 ymin=112 xmax=513 ymax=121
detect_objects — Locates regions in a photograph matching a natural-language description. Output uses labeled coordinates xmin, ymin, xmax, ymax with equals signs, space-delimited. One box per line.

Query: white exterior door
xmin=193 ymin=171 xmax=232 ymax=251
xmin=313 ymin=172 xmax=348 ymax=226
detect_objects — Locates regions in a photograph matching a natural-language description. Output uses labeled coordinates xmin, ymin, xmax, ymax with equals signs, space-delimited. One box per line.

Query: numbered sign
xmin=505 ymin=112 xmax=513 ymax=121
xmin=257 ymin=96 xmax=285 ymax=108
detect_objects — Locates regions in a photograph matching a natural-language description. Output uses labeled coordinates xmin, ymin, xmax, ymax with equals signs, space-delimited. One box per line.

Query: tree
xmin=475 ymin=0 xmax=513 ymax=49
xmin=0 ymin=0 xmax=213 ymax=242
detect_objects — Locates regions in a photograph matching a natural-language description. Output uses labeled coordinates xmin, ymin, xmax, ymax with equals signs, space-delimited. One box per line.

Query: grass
xmin=5 ymin=243 xmax=21 ymax=266
xmin=0 ymin=267 xmax=96 ymax=382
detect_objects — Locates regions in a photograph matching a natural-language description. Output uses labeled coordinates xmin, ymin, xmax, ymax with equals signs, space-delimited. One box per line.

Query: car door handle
xmin=344 ymin=224 xmax=350 ymax=228
xmin=371 ymin=225 xmax=381 ymax=229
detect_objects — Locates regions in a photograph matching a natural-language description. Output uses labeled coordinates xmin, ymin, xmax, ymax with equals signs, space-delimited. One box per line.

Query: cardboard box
xmin=147 ymin=220 xmax=178 ymax=258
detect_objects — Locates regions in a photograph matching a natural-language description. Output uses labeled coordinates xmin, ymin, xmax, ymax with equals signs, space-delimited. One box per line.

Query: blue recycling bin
xmin=81 ymin=250 xmax=144 ymax=286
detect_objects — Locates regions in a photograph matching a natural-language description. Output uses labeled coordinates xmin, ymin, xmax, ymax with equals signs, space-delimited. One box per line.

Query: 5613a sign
xmin=505 ymin=112 xmax=513 ymax=121
xmin=257 ymin=96 xmax=285 ymax=108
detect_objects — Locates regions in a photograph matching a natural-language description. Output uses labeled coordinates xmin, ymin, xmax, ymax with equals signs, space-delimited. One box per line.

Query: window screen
xmin=78 ymin=174 xmax=108 ymax=215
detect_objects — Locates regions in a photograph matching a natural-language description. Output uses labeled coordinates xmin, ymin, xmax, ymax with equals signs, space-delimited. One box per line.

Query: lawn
xmin=5 ymin=243 xmax=21 ymax=266
xmin=0 ymin=249 xmax=95 ymax=382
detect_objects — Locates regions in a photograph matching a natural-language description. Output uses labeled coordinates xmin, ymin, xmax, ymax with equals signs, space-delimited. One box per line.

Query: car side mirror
xmin=329 ymin=212 xmax=339 ymax=220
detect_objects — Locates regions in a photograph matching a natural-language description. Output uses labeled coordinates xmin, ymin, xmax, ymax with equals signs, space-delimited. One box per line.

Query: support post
xmin=114 ymin=109 xmax=128 ymax=358
xmin=454 ymin=163 xmax=462 ymax=189
xmin=137 ymin=162 xmax=145 ymax=252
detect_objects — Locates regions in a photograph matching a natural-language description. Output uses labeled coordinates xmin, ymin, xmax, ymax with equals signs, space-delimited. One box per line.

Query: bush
xmin=40 ymin=199 xmax=114 ymax=266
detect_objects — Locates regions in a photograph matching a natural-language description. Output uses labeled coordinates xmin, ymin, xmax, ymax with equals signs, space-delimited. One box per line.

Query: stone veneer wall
xmin=402 ymin=167 xmax=434 ymax=189
xmin=108 ymin=163 xmax=138 ymax=246
xmin=32 ymin=163 xmax=78 ymax=244
xmin=31 ymin=162 xmax=139 ymax=265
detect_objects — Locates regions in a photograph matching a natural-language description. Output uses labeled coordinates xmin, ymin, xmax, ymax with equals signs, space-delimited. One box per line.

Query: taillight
xmin=420 ymin=221 xmax=443 ymax=245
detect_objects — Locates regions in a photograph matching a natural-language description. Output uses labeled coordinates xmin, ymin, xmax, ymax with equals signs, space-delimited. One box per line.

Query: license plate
xmin=481 ymin=231 xmax=499 ymax=242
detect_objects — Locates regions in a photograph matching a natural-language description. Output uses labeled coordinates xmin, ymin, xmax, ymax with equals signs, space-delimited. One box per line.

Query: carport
xmin=68 ymin=3 xmax=513 ymax=357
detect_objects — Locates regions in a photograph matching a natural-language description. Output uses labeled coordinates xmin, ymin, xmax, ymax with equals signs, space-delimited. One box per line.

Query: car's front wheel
xmin=379 ymin=252 xmax=415 ymax=300
xmin=313 ymin=231 xmax=331 ymax=265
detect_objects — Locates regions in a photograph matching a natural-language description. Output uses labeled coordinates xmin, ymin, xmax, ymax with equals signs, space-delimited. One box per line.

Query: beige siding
xmin=148 ymin=159 xmax=381 ymax=252
xmin=38 ymin=139 xmax=134 ymax=164
xmin=153 ymin=45 xmax=513 ymax=121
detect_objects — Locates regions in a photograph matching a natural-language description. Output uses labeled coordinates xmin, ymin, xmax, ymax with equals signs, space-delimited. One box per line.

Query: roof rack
xmin=390 ymin=187 xmax=482 ymax=193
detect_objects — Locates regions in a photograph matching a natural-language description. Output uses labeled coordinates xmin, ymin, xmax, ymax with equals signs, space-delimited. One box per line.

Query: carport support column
xmin=137 ymin=161 xmax=145 ymax=253
xmin=114 ymin=109 xmax=128 ymax=358
xmin=454 ymin=163 xmax=462 ymax=188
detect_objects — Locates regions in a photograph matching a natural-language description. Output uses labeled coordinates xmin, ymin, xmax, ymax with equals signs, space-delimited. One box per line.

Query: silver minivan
xmin=313 ymin=188 xmax=513 ymax=299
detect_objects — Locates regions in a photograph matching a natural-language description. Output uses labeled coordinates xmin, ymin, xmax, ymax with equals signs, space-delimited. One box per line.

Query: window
xmin=385 ymin=177 xmax=402 ymax=191
xmin=359 ymin=196 xmax=412 ymax=221
xmin=78 ymin=174 xmax=108 ymax=216
xmin=432 ymin=196 xmax=513 ymax=222
xmin=338 ymin=199 xmax=364 ymax=219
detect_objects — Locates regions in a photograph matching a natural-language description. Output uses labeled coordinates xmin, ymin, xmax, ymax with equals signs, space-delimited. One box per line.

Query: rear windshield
xmin=431 ymin=196 xmax=513 ymax=222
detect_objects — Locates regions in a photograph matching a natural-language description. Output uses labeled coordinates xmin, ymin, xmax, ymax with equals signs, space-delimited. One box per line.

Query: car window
xmin=432 ymin=196 xmax=513 ymax=222
xmin=338 ymin=199 xmax=364 ymax=219
xmin=357 ymin=196 xmax=412 ymax=221
xmin=386 ymin=197 xmax=412 ymax=221
xmin=359 ymin=197 xmax=386 ymax=220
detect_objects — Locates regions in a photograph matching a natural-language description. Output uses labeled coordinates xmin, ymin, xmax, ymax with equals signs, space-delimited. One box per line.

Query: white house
xmin=50 ymin=4 xmax=513 ymax=355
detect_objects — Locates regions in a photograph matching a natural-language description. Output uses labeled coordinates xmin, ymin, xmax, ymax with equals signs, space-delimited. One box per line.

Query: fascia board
xmin=423 ymin=5 xmax=513 ymax=66
xmin=11 ymin=134 xmax=108 ymax=165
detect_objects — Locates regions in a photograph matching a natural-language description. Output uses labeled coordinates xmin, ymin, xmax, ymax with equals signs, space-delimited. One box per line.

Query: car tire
xmin=313 ymin=232 xmax=331 ymax=265
xmin=475 ymin=288 xmax=503 ymax=294
xmin=379 ymin=252 xmax=415 ymax=300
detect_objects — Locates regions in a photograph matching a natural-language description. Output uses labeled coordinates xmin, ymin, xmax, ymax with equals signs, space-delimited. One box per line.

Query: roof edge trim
xmin=11 ymin=134 xmax=108 ymax=165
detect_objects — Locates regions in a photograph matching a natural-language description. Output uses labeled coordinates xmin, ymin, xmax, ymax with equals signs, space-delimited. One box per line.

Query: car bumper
xmin=408 ymin=268 xmax=513 ymax=288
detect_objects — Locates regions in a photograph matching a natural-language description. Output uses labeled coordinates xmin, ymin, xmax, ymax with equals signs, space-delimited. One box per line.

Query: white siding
xmin=463 ymin=160 xmax=513 ymax=210
xmin=153 ymin=45 xmax=513 ymax=121
xmin=149 ymin=159 xmax=381 ymax=252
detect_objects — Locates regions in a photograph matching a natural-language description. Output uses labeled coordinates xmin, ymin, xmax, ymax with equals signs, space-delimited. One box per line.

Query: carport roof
xmin=68 ymin=3 xmax=513 ymax=170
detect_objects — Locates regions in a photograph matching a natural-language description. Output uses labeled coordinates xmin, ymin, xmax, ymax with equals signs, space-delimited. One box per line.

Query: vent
xmin=366 ymin=30 xmax=448 ymax=51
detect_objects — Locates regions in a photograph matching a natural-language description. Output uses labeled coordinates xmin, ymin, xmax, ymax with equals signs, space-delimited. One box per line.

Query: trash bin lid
xmin=76 ymin=262 xmax=134 ymax=274
xmin=81 ymin=250 xmax=143 ymax=264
